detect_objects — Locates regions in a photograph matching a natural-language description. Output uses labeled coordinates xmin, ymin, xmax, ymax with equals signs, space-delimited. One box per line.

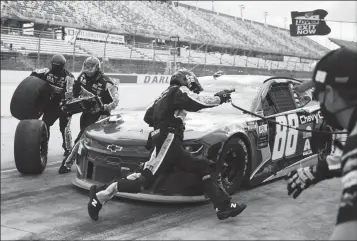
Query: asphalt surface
xmin=1 ymin=115 xmax=341 ymax=240
xmin=1 ymin=74 xmax=342 ymax=240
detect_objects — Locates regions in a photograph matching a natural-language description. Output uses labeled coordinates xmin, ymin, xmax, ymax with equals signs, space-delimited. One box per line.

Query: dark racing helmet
xmin=170 ymin=69 xmax=204 ymax=94
xmin=50 ymin=54 xmax=66 ymax=75
xmin=82 ymin=56 xmax=101 ymax=78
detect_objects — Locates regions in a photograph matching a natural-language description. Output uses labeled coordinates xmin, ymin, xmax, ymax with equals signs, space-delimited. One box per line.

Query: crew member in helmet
xmin=87 ymin=69 xmax=247 ymax=221
xmin=30 ymin=54 xmax=75 ymax=157
xmin=286 ymin=47 xmax=357 ymax=240
xmin=58 ymin=56 xmax=119 ymax=174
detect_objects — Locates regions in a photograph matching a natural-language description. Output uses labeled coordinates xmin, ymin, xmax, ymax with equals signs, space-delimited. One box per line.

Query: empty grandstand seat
xmin=1 ymin=1 xmax=330 ymax=72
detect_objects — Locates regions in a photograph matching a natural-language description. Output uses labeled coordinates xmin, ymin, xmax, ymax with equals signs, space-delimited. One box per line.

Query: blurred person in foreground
xmin=58 ymin=56 xmax=119 ymax=174
xmin=87 ymin=69 xmax=247 ymax=221
xmin=30 ymin=54 xmax=75 ymax=157
xmin=286 ymin=46 xmax=357 ymax=240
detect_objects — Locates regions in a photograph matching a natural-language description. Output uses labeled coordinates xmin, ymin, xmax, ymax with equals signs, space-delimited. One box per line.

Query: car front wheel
xmin=216 ymin=136 xmax=250 ymax=195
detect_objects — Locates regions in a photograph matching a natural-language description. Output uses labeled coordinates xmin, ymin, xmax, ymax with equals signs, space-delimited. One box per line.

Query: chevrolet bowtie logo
xmin=106 ymin=144 xmax=123 ymax=152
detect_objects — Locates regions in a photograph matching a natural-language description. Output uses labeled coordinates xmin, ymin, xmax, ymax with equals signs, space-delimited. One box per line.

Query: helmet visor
xmin=51 ymin=63 xmax=64 ymax=75
xmin=82 ymin=61 xmax=97 ymax=77
xmin=187 ymin=72 xmax=204 ymax=94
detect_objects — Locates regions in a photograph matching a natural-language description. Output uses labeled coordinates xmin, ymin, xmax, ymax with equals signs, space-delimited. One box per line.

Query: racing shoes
xmin=88 ymin=185 xmax=103 ymax=221
xmin=216 ymin=202 xmax=247 ymax=220
xmin=63 ymin=149 xmax=71 ymax=157
xmin=58 ymin=165 xmax=71 ymax=174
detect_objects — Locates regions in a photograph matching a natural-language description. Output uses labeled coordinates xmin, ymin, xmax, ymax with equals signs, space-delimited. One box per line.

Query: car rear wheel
xmin=14 ymin=120 xmax=48 ymax=174
xmin=216 ymin=136 xmax=249 ymax=195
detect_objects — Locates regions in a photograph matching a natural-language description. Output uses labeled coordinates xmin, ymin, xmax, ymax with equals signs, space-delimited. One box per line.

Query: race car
xmin=72 ymin=75 xmax=333 ymax=203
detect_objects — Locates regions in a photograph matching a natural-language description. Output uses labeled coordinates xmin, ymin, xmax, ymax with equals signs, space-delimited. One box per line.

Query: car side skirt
xmin=261 ymin=154 xmax=318 ymax=183
xmin=72 ymin=177 xmax=209 ymax=203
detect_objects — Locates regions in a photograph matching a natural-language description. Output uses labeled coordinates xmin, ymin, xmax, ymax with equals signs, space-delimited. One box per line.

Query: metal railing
xmin=1 ymin=26 xmax=317 ymax=75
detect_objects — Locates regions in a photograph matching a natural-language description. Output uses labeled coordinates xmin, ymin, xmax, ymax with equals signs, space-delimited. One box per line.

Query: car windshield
xmin=116 ymin=76 xmax=265 ymax=115
xmin=197 ymin=75 xmax=264 ymax=114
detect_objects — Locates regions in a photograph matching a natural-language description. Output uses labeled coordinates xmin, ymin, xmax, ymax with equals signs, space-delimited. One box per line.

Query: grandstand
xmin=1 ymin=0 xmax=334 ymax=77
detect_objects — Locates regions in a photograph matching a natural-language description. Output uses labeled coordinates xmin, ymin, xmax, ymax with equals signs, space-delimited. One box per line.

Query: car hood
xmin=85 ymin=110 xmax=251 ymax=144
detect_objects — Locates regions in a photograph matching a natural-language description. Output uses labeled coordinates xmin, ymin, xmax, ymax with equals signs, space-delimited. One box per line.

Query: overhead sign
xmin=65 ymin=28 xmax=125 ymax=44
xmin=289 ymin=9 xmax=331 ymax=37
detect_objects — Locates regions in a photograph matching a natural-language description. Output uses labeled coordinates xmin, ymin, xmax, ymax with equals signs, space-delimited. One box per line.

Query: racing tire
xmin=10 ymin=76 xmax=51 ymax=120
xmin=216 ymin=136 xmax=250 ymax=195
xmin=14 ymin=120 xmax=48 ymax=174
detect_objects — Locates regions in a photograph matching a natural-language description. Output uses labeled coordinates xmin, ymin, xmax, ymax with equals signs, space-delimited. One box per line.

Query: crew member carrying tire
xmin=87 ymin=69 xmax=247 ymax=221
xmin=30 ymin=54 xmax=75 ymax=157
xmin=58 ymin=56 xmax=119 ymax=174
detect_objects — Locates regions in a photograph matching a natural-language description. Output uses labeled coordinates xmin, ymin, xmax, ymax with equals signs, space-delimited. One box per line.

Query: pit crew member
xmin=286 ymin=47 xmax=357 ymax=240
xmin=87 ymin=69 xmax=247 ymax=221
xmin=30 ymin=54 xmax=75 ymax=157
xmin=58 ymin=56 xmax=119 ymax=174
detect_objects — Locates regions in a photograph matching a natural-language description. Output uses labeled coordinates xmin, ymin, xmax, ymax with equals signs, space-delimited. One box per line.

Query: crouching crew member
xmin=87 ymin=69 xmax=247 ymax=221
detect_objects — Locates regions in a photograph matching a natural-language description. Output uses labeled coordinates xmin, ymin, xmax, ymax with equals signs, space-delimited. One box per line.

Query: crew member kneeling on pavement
xmin=58 ymin=56 xmax=119 ymax=174
xmin=30 ymin=54 xmax=75 ymax=157
xmin=87 ymin=69 xmax=247 ymax=221
xmin=286 ymin=46 xmax=357 ymax=240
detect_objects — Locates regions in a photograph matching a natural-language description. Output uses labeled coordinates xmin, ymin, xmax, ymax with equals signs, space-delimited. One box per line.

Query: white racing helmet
xmin=82 ymin=56 xmax=101 ymax=78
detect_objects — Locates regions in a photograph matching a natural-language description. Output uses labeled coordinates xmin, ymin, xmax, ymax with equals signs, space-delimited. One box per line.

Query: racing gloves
xmin=286 ymin=148 xmax=342 ymax=199
xmin=214 ymin=89 xmax=233 ymax=104
xmin=286 ymin=165 xmax=322 ymax=199
xmin=60 ymin=100 xmax=71 ymax=116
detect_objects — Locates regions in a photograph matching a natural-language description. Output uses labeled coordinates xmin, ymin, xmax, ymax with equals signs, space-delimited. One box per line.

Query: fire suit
xmin=117 ymin=84 xmax=232 ymax=209
xmin=334 ymin=110 xmax=357 ymax=232
xmin=62 ymin=70 xmax=119 ymax=169
xmin=30 ymin=67 xmax=75 ymax=152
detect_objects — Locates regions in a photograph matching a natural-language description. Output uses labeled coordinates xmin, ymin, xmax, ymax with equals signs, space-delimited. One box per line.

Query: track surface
xmin=1 ymin=74 xmax=341 ymax=240
xmin=1 ymin=115 xmax=341 ymax=240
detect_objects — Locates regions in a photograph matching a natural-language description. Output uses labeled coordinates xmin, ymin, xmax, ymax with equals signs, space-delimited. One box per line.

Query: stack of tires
xmin=10 ymin=76 xmax=51 ymax=174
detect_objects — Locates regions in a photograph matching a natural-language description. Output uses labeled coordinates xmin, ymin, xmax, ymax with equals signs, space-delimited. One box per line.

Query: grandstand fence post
xmin=130 ymin=31 xmax=136 ymax=69
xmin=152 ymin=43 xmax=156 ymax=73
xmin=220 ymin=47 xmax=223 ymax=65
xmin=72 ymin=29 xmax=81 ymax=73
xmin=233 ymin=49 xmax=238 ymax=67
xmin=173 ymin=41 xmax=177 ymax=73
xmin=37 ymin=25 xmax=47 ymax=68
xmin=188 ymin=42 xmax=192 ymax=64
xmin=204 ymin=45 xmax=208 ymax=65
xmin=103 ymin=29 xmax=112 ymax=73
xmin=129 ymin=46 xmax=133 ymax=68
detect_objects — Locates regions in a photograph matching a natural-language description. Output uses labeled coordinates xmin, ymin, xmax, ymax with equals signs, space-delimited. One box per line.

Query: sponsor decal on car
xmin=302 ymin=126 xmax=312 ymax=138
xmin=257 ymin=120 xmax=269 ymax=150
xmin=107 ymin=144 xmax=123 ymax=152
xmin=299 ymin=111 xmax=322 ymax=124
xmin=303 ymin=139 xmax=312 ymax=156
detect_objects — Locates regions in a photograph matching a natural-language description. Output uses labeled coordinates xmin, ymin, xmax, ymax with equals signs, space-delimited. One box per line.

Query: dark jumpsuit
xmin=73 ymin=71 xmax=119 ymax=143
xmin=30 ymin=67 xmax=75 ymax=151
xmin=117 ymin=84 xmax=232 ymax=208
xmin=63 ymin=71 xmax=119 ymax=168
